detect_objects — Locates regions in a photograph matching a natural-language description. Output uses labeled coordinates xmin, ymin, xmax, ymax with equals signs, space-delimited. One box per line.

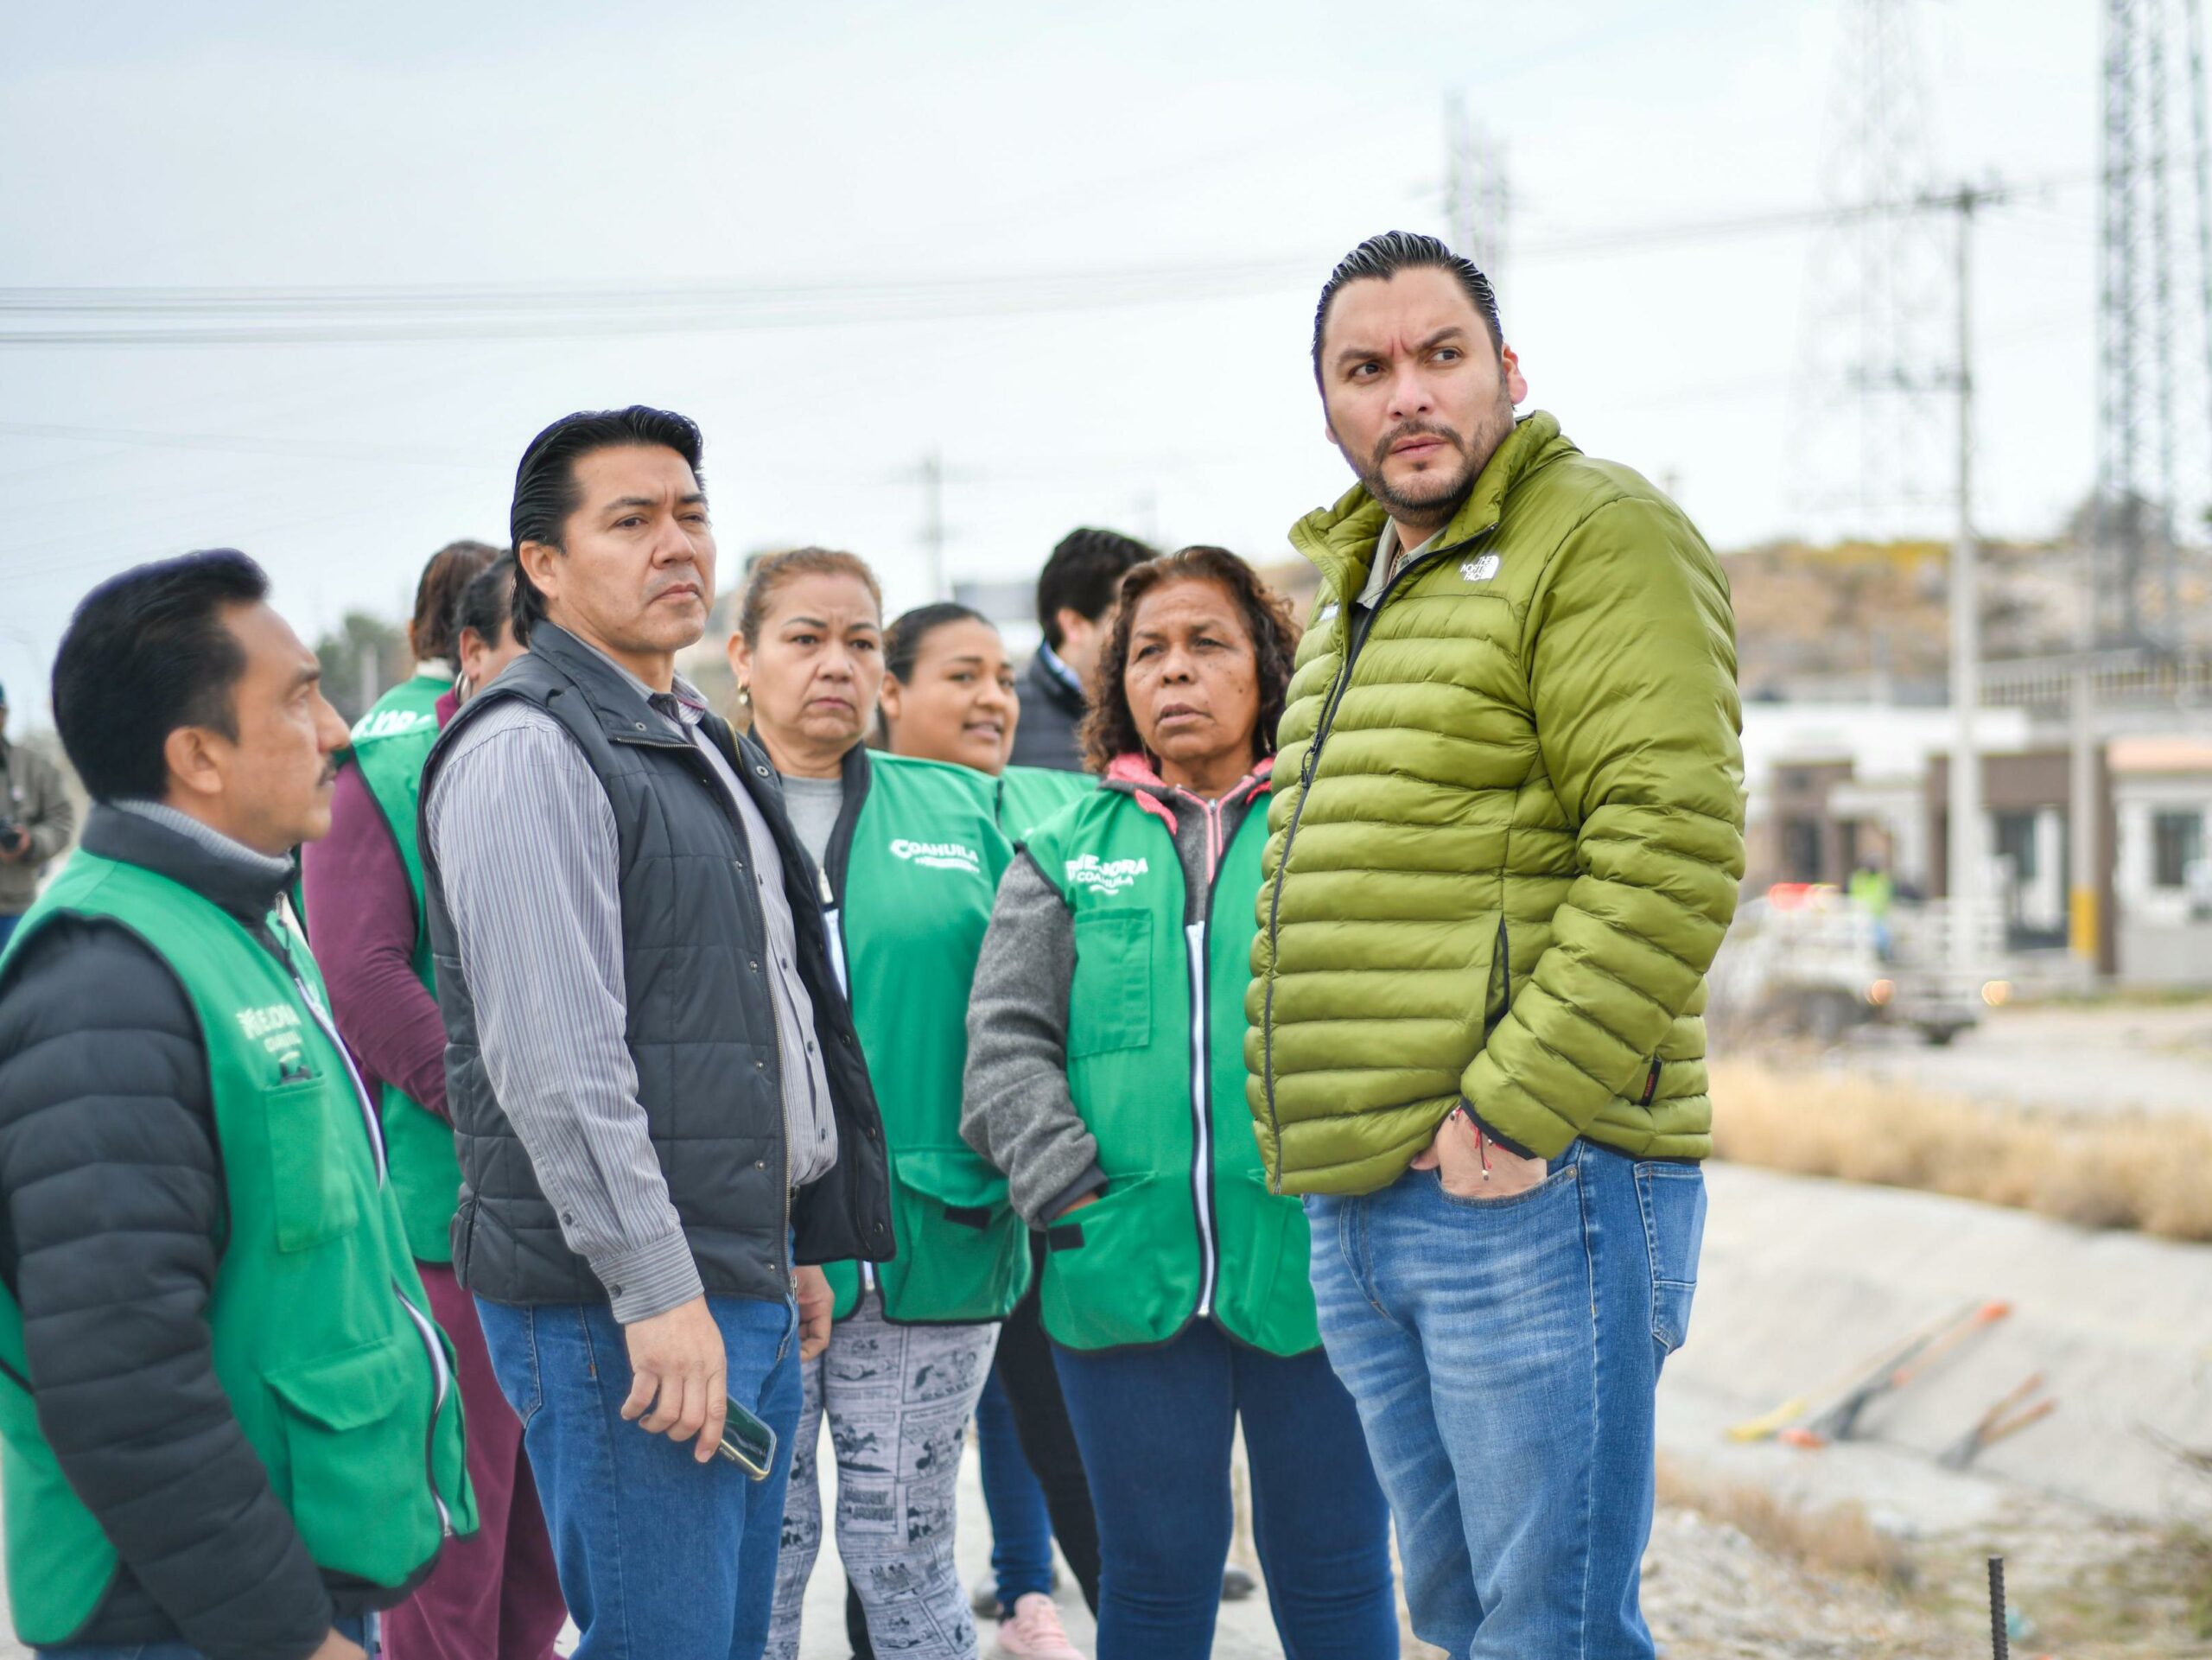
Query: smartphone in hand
xmin=717 ymin=1396 xmax=779 ymax=1480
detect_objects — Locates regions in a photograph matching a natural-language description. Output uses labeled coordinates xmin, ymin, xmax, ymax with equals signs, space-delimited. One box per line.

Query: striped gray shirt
xmin=424 ymin=649 xmax=836 ymax=1324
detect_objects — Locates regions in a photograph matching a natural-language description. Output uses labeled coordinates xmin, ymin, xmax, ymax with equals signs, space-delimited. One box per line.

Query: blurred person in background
xmin=421 ymin=408 xmax=892 ymax=1660
xmin=1005 ymin=528 xmax=1153 ymax=773
xmin=1253 ymin=231 xmax=1745 ymax=1659
xmin=303 ymin=548 xmax=563 ymax=1660
xmin=964 ymin=548 xmax=1395 ymax=1660
xmin=0 ymin=678 xmax=79 ymax=950
xmin=0 ymin=550 xmax=474 ymax=1660
xmin=730 ymin=563 xmax=1056 ymax=1660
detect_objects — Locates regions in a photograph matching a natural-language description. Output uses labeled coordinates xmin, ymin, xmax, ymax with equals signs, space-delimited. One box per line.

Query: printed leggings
xmin=767 ymin=1294 xmax=998 ymax=1660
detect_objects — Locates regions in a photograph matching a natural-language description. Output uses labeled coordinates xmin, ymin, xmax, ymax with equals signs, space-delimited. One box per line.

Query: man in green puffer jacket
xmin=1247 ymin=230 xmax=1745 ymax=1660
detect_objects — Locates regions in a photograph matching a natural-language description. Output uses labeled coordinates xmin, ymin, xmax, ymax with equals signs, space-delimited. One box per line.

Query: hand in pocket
xmin=1414 ymin=1107 xmax=1547 ymax=1199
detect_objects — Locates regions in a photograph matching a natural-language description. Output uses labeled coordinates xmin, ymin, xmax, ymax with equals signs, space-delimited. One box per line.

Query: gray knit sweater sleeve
xmin=962 ymin=854 xmax=1109 ymax=1228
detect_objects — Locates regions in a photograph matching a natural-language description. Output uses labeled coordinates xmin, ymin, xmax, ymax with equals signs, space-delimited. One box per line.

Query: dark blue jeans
xmin=1306 ymin=1141 xmax=1707 ymax=1660
xmin=976 ymin=1358 xmax=1055 ymax=1607
xmin=475 ymin=1294 xmax=801 ymax=1660
xmin=1051 ymin=1320 xmax=1395 ymax=1660
xmin=39 ymin=1613 xmax=378 ymax=1657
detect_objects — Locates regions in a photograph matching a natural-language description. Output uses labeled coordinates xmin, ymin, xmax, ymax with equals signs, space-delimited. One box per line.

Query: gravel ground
xmin=0 ymin=1429 xmax=2200 ymax=1657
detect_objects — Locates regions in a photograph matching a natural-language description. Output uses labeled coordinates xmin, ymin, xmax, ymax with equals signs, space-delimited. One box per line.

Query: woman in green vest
xmin=961 ymin=547 xmax=1395 ymax=1660
xmin=729 ymin=551 xmax=1039 ymax=1660
xmin=302 ymin=546 xmax=566 ymax=1659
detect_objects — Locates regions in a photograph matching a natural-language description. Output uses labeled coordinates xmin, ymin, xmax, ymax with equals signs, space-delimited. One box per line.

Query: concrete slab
xmin=1661 ymin=1161 xmax=2212 ymax=1527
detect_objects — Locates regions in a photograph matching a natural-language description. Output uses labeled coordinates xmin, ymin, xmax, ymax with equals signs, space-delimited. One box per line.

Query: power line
xmin=0 ymin=182 xmax=2092 ymax=351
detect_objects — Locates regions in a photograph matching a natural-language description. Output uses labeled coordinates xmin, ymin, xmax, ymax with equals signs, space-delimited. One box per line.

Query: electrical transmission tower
xmin=1790 ymin=0 xmax=1953 ymax=540
xmin=1444 ymin=94 xmax=1511 ymax=296
xmin=2095 ymin=0 xmax=2212 ymax=647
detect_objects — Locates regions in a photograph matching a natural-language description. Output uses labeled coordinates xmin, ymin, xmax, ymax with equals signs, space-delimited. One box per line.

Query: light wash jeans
xmin=1306 ymin=1140 xmax=1707 ymax=1660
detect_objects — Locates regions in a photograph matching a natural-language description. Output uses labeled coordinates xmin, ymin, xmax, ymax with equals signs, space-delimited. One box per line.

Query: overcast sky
xmin=0 ymin=1 xmax=2104 ymax=722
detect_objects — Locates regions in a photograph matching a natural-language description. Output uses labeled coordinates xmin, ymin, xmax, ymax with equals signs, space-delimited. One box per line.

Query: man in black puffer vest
xmin=421 ymin=406 xmax=891 ymax=1658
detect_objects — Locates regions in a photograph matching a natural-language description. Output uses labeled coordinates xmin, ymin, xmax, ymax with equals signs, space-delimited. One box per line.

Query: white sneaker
xmin=994 ymin=1592 xmax=1082 ymax=1660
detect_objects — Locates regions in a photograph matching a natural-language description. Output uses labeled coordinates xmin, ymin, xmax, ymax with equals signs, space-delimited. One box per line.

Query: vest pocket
xmin=263 ymin=1078 xmax=362 ymax=1252
xmin=1067 ymin=909 xmax=1153 ymax=1058
xmin=1039 ymin=1172 xmax=1179 ymax=1349
xmin=1211 ymin=1170 xmax=1317 ymax=1353
xmin=266 ymin=1333 xmax=435 ymax=1584
xmin=887 ymin=1148 xmax=1027 ymax=1320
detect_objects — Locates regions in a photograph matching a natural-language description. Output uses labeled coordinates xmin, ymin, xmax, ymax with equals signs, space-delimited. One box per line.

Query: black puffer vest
xmin=419 ymin=624 xmax=893 ymax=1307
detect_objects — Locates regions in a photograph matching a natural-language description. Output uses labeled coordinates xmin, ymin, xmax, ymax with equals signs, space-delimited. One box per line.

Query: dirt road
xmin=1795 ymin=1000 xmax=2212 ymax=1120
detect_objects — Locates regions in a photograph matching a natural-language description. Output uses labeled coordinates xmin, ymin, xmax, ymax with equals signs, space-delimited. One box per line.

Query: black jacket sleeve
xmin=0 ymin=917 xmax=338 ymax=1660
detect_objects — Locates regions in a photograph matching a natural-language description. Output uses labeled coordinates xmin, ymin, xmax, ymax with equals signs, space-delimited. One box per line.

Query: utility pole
xmin=1443 ymin=92 xmax=1510 ymax=284
xmin=2098 ymin=0 xmax=2212 ymax=646
xmin=1936 ymin=181 xmax=2008 ymax=986
xmin=1792 ymin=0 xmax=1951 ymax=538
xmin=918 ymin=450 xmax=946 ymax=601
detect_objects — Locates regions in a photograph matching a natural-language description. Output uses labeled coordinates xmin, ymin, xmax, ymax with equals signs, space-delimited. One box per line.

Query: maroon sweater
xmin=301 ymin=690 xmax=456 ymax=1117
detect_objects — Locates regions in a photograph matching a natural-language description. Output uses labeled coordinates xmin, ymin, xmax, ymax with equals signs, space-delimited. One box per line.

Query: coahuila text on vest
xmin=352 ymin=707 xmax=439 ymax=743
xmin=887 ymin=836 xmax=983 ymax=875
xmin=1064 ymin=852 xmax=1149 ymax=895
xmin=235 ymin=1001 xmax=308 ymax=1065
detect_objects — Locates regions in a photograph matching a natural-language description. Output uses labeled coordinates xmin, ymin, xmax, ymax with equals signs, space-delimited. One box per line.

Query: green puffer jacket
xmin=1245 ymin=410 xmax=1745 ymax=1194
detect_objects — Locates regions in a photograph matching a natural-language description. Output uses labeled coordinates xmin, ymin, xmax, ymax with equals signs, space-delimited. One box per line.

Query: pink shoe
xmin=995 ymin=1591 xmax=1084 ymax=1660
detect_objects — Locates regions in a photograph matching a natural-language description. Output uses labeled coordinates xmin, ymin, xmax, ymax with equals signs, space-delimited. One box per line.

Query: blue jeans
xmin=474 ymin=1294 xmax=801 ymax=1660
xmin=39 ymin=1613 xmax=378 ymax=1657
xmin=1306 ymin=1141 xmax=1707 ymax=1660
xmin=975 ymin=1358 xmax=1055 ymax=1607
xmin=1052 ymin=1320 xmax=1395 ymax=1660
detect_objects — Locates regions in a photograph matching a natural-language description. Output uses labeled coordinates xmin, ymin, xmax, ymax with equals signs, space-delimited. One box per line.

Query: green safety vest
xmin=335 ymin=673 xmax=461 ymax=1263
xmin=0 ymin=852 xmax=474 ymax=1644
xmin=1023 ymin=782 xmax=1318 ymax=1355
xmin=996 ymin=764 xmax=1095 ymax=843
xmin=821 ymin=754 xmax=1030 ymax=1324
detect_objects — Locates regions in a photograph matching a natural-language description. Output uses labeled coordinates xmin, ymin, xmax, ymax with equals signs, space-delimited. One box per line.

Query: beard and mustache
xmin=1349 ymin=386 xmax=1518 ymax=525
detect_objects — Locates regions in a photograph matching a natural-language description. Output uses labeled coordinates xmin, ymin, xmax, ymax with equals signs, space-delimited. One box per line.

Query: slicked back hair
xmin=1311 ymin=231 xmax=1504 ymax=387
xmin=53 ymin=549 xmax=270 ymax=802
xmin=508 ymin=405 xmax=705 ymax=639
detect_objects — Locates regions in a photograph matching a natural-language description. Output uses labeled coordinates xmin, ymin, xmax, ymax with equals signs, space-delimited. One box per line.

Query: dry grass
xmin=1710 ymin=1057 xmax=2212 ymax=1242
xmin=1654 ymin=1456 xmax=1914 ymax=1587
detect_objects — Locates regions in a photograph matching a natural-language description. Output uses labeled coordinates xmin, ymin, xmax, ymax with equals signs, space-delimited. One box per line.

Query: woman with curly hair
xmin=961 ymin=547 xmax=1395 ymax=1660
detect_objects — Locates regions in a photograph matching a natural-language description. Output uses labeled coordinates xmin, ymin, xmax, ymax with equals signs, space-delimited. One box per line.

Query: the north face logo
xmin=1065 ymin=854 xmax=1148 ymax=895
xmin=1461 ymin=554 xmax=1502 ymax=583
xmin=890 ymin=837 xmax=982 ymax=875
